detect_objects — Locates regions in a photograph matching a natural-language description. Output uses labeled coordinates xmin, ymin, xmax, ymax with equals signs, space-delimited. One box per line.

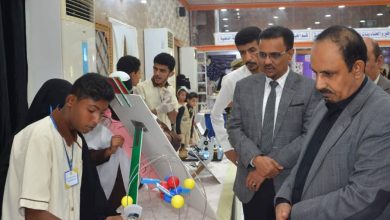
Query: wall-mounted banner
xmin=214 ymin=27 xmax=390 ymax=45
xmin=293 ymin=27 xmax=390 ymax=42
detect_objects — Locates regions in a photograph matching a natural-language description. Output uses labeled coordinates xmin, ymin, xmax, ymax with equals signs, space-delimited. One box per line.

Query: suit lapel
xmin=253 ymin=74 xmax=265 ymax=143
xmin=274 ymin=71 xmax=296 ymax=136
xmin=302 ymin=79 xmax=377 ymax=196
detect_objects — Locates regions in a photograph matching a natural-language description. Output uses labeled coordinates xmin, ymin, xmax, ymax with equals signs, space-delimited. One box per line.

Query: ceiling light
xmin=307 ymin=27 xmax=312 ymax=30
xmin=338 ymin=5 xmax=345 ymax=9
xmin=360 ymin=20 xmax=366 ymax=23
xmin=222 ymin=18 xmax=228 ymax=21
xmin=225 ymin=30 xmax=229 ymax=32
xmin=224 ymin=24 xmax=229 ymax=27
xmin=377 ymin=13 xmax=384 ymax=16
xmin=235 ymin=8 xmax=240 ymax=11
xmin=315 ymin=21 xmax=320 ymax=24
xmin=237 ymin=12 xmax=240 ymax=15
xmin=140 ymin=0 xmax=147 ymax=3
xmin=268 ymin=23 xmax=274 ymax=26
xmin=273 ymin=16 xmax=279 ymax=19
xmin=237 ymin=16 xmax=240 ymax=19
xmin=278 ymin=7 xmax=286 ymax=10
xmin=221 ymin=9 xmax=227 ymax=12
xmin=325 ymin=14 xmax=331 ymax=18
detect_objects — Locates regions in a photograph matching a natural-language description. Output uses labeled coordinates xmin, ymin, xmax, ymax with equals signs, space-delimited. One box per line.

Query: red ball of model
xmin=167 ymin=176 xmax=180 ymax=189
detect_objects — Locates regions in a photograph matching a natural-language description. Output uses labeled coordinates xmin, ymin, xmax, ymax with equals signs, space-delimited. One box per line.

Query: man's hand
xmin=156 ymin=103 xmax=175 ymax=114
xmin=276 ymin=203 xmax=291 ymax=220
xmin=225 ymin=149 xmax=238 ymax=166
xmin=105 ymin=135 xmax=124 ymax=157
xmin=161 ymin=87 xmax=173 ymax=103
xmin=253 ymin=155 xmax=283 ymax=178
xmin=245 ymin=170 xmax=265 ymax=191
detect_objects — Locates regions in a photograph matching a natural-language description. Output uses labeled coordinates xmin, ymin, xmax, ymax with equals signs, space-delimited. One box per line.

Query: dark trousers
xmin=242 ymin=179 xmax=276 ymax=220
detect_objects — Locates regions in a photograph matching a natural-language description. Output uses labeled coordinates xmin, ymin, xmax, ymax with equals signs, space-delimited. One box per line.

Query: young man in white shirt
xmin=211 ymin=26 xmax=262 ymax=165
xmin=2 ymin=73 xmax=115 ymax=220
xmin=136 ymin=53 xmax=179 ymax=130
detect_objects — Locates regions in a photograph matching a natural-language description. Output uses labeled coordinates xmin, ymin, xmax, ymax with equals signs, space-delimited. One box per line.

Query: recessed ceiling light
xmin=221 ymin=9 xmax=227 ymax=12
xmin=140 ymin=0 xmax=147 ymax=3
xmin=377 ymin=13 xmax=384 ymax=16
xmin=225 ymin=30 xmax=229 ymax=32
xmin=268 ymin=23 xmax=274 ymax=26
xmin=237 ymin=12 xmax=240 ymax=15
xmin=325 ymin=14 xmax=331 ymax=18
xmin=237 ymin=16 xmax=241 ymax=19
xmin=307 ymin=27 xmax=312 ymax=30
xmin=273 ymin=16 xmax=279 ymax=19
xmin=279 ymin=7 xmax=286 ymax=10
xmin=360 ymin=20 xmax=366 ymax=23
xmin=315 ymin=21 xmax=320 ymax=24
xmin=338 ymin=5 xmax=345 ymax=9
xmin=235 ymin=8 xmax=240 ymax=11
xmin=224 ymin=24 xmax=229 ymax=27
xmin=222 ymin=18 xmax=228 ymax=21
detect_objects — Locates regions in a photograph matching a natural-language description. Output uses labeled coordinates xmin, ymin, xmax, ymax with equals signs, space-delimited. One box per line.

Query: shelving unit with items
xmin=196 ymin=51 xmax=208 ymax=112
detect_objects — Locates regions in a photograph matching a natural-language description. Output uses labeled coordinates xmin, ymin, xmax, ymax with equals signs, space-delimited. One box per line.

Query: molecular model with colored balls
xmin=140 ymin=176 xmax=196 ymax=209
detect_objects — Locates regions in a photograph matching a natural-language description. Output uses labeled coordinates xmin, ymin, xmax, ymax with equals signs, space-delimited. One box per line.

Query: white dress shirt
xmin=262 ymin=67 xmax=290 ymax=130
xmin=211 ymin=65 xmax=252 ymax=152
xmin=374 ymin=74 xmax=380 ymax=85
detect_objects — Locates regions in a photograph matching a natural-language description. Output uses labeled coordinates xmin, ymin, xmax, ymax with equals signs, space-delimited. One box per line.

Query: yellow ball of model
xmin=183 ymin=178 xmax=195 ymax=189
xmin=171 ymin=195 xmax=185 ymax=209
xmin=121 ymin=195 xmax=133 ymax=207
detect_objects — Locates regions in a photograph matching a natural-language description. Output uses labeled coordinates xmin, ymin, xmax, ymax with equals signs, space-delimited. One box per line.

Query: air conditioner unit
xmin=144 ymin=28 xmax=175 ymax=86
xmin=26 ymin=0 xmax=96 ymax=104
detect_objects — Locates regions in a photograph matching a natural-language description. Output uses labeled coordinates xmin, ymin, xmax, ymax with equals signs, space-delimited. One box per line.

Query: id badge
xmin=64 ymin=168 xmax=79 ymax=188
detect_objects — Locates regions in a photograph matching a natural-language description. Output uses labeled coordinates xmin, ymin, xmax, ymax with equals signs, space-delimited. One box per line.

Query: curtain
xmin=0 ymin=0 xmax=28 ymax=216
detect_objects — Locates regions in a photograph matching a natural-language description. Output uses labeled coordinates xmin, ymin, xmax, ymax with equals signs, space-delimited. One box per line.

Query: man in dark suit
xmin=364 ymin=37 xmax=390 ymax=94
xmin=228 ymin=26 xmax=320 ymax=220
xmin=276 ymin=26 xmax=390 ymax=220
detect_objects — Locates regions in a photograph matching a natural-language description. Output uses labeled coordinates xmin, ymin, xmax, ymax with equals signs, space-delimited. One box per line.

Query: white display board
xmin=110 ymin=94 xmax=216 ymax=219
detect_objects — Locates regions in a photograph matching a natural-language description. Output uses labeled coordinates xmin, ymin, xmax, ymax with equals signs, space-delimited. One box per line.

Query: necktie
xmin=261 ymin=81 xmax=278 ymax=154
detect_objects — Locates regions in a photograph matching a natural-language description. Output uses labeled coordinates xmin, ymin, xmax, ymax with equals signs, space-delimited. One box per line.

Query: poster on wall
xmin=109 ymin=17 xmax=140 ymax=65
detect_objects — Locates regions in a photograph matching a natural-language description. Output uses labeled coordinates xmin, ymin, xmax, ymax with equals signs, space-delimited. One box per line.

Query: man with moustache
xmin=136 ymin=53 xmax=179 ymax=130
xmin=228 ymin=26 xmax=320 ymax=220
xmin=211 ymin=26 xmax=262 ymax=165
xmin=363 ymin=37 xmax=390 ymax=93
xmin=275 ymin=26 xmax=390 ymax=220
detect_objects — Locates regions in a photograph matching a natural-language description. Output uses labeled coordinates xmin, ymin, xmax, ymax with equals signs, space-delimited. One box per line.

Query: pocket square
xmin=289 ymin=103 xmax=304 ymax=107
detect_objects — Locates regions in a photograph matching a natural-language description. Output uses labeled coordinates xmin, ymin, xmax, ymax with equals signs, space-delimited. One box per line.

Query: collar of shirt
xmin=265 ymin=66 xmax=290 ymax=90
xmin=152 ymin=77 xmax=170 ymax=88
xmin=325 ymin=76 xmax=368 ymax=112
xmin=374 ymin=74 xmax=380 ymax=85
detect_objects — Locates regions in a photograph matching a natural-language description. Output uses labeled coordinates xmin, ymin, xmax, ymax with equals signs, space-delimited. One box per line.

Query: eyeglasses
xmin=258 ymin=51 xmax=288 ymax=61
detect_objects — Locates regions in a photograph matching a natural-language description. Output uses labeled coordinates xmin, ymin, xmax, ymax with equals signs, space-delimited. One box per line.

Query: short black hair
xmin=187 ymin=92 xmax=198 ymax=100
xmin=234 ymin=26 xmax=262 ymax=46
xmin=154 ymin=53 xmax=175 ymax=72
xmin=259 ymin=26 xmax=294 ymax=50
xmin=70 ymin=73 xmax=114 ymax=102
xmin=316 ymin=25 xmax=367 ymax=71
xmin=116 ymin=55 xmax=140 ymax=74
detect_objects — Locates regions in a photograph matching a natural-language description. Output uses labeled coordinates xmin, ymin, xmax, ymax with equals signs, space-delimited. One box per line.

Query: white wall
xmin=25 ymin=0 xmax=63 ymax=105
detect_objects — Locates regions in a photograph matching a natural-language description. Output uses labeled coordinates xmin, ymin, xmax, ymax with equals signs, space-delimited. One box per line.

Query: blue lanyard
xmin=50 ymin=114 xmax=74 ymax=171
